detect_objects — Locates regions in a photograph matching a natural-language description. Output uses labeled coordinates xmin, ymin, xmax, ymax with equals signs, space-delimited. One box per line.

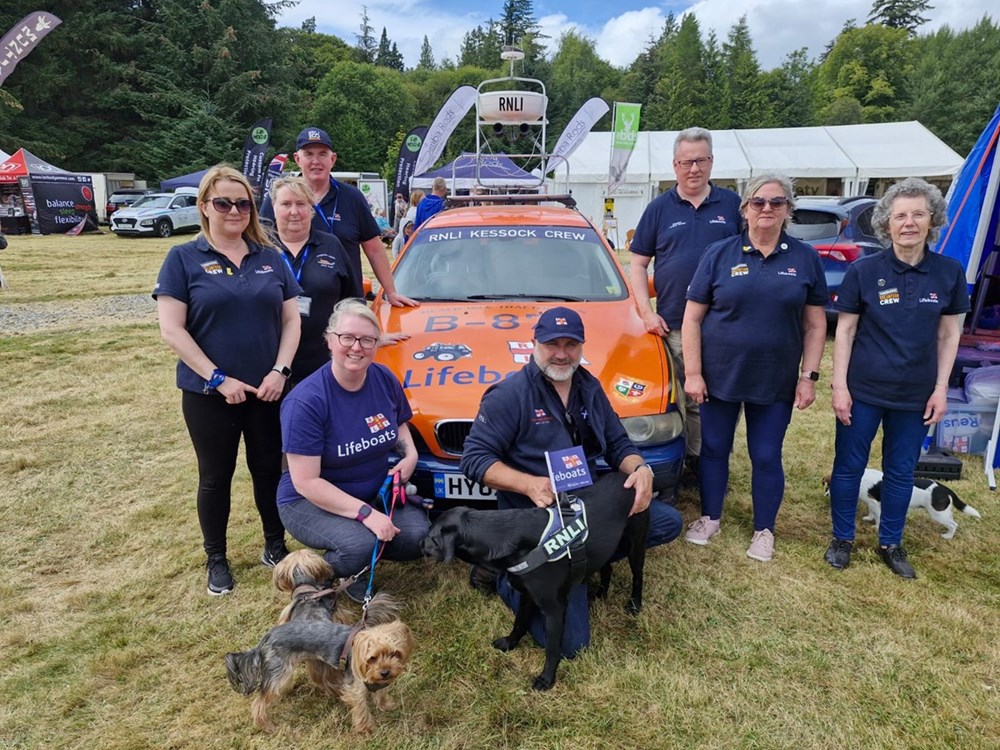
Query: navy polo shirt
xmin=835 ymin=248 xmax=970 ymax=410
xmin=278 ymin=229 xmax=363 ymax=380
xmin=153 ymin=236 xmax=302 ymax=393
xmin=686 ymin=231 xmax=828 ymax=404
xmin=630 ymin=183 xmax=742 ymax=329
xmin=261 ymin=177 xmax=380 ymax=291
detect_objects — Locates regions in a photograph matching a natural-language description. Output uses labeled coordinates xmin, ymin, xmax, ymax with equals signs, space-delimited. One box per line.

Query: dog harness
xmin=507 ymin=496 xmax=589 ymax=576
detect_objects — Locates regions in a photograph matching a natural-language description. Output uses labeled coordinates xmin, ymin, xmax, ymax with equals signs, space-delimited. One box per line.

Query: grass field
xmin=1 ymin=232 xmax=998 ymax=749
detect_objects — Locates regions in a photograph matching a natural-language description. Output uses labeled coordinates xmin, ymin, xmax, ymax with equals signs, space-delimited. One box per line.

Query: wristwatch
xmin=800 ymin=370 xmax=820 ymax=382
xmin=203 ymin=368 xmax=226 ymax=394
xmin=271 ymin=365 xmax=292 ymax=378
xmin=355 ymin=504 xmax=372 ymax=523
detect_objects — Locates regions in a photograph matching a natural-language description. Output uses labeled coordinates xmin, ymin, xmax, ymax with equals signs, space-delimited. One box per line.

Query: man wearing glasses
xmin=628 ymin=127 xmax=741 ymax=485
xmin=461 ymin=306 xmax=683 ymax=658
xmin=260 ymin=126 xmax=417 ymax=308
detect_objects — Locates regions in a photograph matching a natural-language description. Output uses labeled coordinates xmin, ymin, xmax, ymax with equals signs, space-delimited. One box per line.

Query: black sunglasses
xmin=209 ymin=197 xmax=254 ymax=215
xmin=747 ymin=196 xmax=790 ymax=210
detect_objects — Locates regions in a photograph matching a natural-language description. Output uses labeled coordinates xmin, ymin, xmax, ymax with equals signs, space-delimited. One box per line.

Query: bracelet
xmin=632 ymin=463 xmax=653 ymax=475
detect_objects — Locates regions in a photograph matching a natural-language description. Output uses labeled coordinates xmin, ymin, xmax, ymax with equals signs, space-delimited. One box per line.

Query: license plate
xmin=433 ymin=473 xmax=497 ymax=500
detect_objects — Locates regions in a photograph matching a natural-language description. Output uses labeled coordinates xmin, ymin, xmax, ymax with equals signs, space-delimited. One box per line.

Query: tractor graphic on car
xmin=412 ymin=343 xmax=473 ymax=362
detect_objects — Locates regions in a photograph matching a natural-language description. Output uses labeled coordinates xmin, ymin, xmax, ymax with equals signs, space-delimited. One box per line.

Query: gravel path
xmin=0 ymin=294 xmax=157 ymax=335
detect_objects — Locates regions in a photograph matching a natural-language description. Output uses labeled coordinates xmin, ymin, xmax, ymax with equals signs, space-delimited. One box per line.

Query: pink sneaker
xmin=746 ymin=529 xmax=774 ymax=562
xmin=684 ymin=516 xmax=720 ymax=545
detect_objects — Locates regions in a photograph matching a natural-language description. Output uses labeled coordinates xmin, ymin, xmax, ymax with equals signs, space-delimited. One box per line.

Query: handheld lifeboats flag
xmin=0 ymin=12 xmax=62 ymax=87
xmin=608 ymin=102 xmax=641 ymax=196
xmin=412 ymin=85 xmax=478 ymax=177
xmin=545 ymin=446 xmax=593 ymax=494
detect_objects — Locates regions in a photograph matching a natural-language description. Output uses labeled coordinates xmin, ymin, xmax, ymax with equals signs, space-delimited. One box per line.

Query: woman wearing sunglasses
xmin=154 ymin=164 xmax=302 ymax=596
xmin=680 ymin=174 xmax=828 ymax=562
xmin=277 ymin=298 xmax=429 ymax=601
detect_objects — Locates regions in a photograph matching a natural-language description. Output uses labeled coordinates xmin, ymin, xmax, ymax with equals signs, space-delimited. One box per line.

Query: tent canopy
xmin=411 ymin=153 xmax=538 ymax=189
xmin=160 ymin=169 xmax=209 ymax=190
xmin=0 ymin=148 xmax=97 ymax=234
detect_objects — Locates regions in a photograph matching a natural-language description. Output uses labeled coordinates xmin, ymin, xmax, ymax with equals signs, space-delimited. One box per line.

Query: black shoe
xmin=824 ymin=538 xmax=853 ymax=569
xmin=469 ymin=565 xmax=498 ymax=596
xmin=261 ymin=538 xmax=290 ymax=568
xmin=207 ymin=554 xmax=234 ymax=596
xmin=878 ymin=544 xmax=916 ymax=579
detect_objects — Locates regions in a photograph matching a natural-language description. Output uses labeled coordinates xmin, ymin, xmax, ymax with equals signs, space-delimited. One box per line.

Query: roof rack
xmin=446 ymin=194 xmax=576 ymax=209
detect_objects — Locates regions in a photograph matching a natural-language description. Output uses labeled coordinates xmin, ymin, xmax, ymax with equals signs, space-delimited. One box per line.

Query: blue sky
xmin=277 ymin=1 xmax=995 ymax=70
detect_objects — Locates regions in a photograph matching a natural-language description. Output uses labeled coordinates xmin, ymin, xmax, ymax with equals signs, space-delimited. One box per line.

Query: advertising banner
xmin=393 ymin=125 xmax=428 ymax=199
xmin=30 ymin=175 xmax=96 ymax=234
xmin=548 ymin=97 xmax=609 ymax=175
xmin=359 ymin=178 xmax=388 ymax=226
xmin=240 ymin=117 xmax=272 ymax=191
xmin=607 ymin=102 xmax=641 ymax=196
xmin=0 ymin=11 xmax=62 ymax=87
xmin=413 ymin=86 xmax=478 ymax=177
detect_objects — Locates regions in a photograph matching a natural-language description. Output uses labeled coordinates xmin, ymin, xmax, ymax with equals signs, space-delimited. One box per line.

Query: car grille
xmin=435 ymin=420 xmax=474 ymax=456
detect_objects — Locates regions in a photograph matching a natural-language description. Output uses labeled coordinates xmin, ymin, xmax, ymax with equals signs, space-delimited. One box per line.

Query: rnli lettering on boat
xmin=499 ymin=96 xmax=524 ymax=112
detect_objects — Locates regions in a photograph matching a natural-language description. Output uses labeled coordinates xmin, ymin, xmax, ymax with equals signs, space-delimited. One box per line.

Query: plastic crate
xmin=935 ymin=397 xmax=997 ymax=455
xmin=915 ymin=448 xmax=963 ymax=481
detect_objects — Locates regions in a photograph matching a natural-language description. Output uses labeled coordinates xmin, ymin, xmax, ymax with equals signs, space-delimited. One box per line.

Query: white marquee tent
xmin=551 ymin=121 xmax=964 ymax=239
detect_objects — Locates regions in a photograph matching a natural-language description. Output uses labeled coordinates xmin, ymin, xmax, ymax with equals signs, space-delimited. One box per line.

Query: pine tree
xmin=868 ymin=0 xmax=934 ymax=35
xmin=418 ymin=35 xmax=435 ymax=70
xmin=355 ymin=5 xmax=377 ymax=63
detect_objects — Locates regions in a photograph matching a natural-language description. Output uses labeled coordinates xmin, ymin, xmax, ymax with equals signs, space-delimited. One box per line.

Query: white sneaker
xmin=684 ymin=516 xmax=721 ymax=545
xmin=746 ymin=529 xmax=774 ymax=562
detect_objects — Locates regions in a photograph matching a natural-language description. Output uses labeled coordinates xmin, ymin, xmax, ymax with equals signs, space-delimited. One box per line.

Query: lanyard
xmin=280 ymin=243 xmax=311 ymax=284
xmin=315 ymin=179 xmax=339 ymax=233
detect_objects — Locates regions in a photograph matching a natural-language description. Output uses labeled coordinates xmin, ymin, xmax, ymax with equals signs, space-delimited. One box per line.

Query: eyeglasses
xmin=675 ymin=157 xmax=712 ymax=170
xmin=331 ymin=332 xmax=378 ymax=349
xmin=747 ymin=196 xmax=790 ymax=211
xmin=209 ymin=197 xmax=254 ymax=215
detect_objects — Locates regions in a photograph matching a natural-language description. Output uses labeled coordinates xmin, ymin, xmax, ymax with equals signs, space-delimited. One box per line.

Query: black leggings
xmin=181 ymin=391 xmax=284 ymax=557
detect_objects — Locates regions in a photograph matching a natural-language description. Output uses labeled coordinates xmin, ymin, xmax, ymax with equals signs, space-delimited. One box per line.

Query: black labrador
xmin=421 ymin=478 xmax=649 ymax=691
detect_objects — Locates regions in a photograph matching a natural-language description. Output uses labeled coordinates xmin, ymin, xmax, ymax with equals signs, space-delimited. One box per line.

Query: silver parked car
xmin=110 ymin=190 xmax=200 ymax=238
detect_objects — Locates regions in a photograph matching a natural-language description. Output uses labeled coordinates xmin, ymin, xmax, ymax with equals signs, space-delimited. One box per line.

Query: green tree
xmin=460 ymin=19 xmax=504 ymax=69
xmin=355 ymin=5 xmax=377 ymax=63
xmin=646 ymin=14 xmax=707 ymax=130
xmin=868 ymin=0 xmax=933 ymax=35
xmin=759 ymin=49 xmax=817 ymax=127
xmin=501 ymin=0 xmax=540 ymax=44
xmin=615 ymin=15 xmax=677 ymax=117
xmin=547 ymin=31 xmax=618 ymax=139
xmin=418 ymin=36 xmax=435 ymax=70
xmin=375 ymin=27 xmax=404 ymax=71
xmin=722 ymin=16 xmax=768 ymax=128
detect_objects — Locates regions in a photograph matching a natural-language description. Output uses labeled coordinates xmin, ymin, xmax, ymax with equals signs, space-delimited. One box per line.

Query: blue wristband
xmin=203 ymin=368 xmax=226 ymax=394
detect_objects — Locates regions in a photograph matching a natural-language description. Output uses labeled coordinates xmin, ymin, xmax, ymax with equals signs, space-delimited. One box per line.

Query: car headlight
xmin=621 ymin=412 xmax=684 ymax=445
xmin=140 ymin=218 xmax=155 ymax=226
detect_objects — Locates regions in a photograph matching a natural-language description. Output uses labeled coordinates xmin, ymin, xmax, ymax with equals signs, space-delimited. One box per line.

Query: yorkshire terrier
xmin=225 ymin=550 xmax=414 ymax=733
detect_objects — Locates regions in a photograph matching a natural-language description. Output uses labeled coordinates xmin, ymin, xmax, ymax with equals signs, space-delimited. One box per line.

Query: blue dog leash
xmin=362 ymin=474 xmax=405 ymax=604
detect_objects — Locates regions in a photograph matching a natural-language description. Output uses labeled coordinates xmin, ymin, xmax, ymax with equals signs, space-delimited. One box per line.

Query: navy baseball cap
xmin=533 ymin=306 xmax=585 ymax=343
xmin=296 ymin=127 xmax=334 ymax=151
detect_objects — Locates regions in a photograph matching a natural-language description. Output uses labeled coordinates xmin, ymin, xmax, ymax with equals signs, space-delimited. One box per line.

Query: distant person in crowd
xmin=278 ymin=298 xmax=430 ymax=601
xmin=682 ymin=174 xmax=827 ymax=562
xmin=629 ymin=127 xmax=742 ymax=484
xmin=825 ymin=178 xmax=969 ymax=579
xmin=414 ymin=177 xmax=448 ymax=229
xmin=269 ymin=175 xmax=361 ymax=386
xmin=154 ymin=165 xmax=301 ymax=596
xmin=402 ymin=188 xmax=424 ymax=229
xmin=392 ymin=216 xmax=415 ymax=260
xmin=259 ymin=126 xmax=417 ymax=308
xmin=461 ymin=307 xmax=684 ymax=657
xmin=393 ymin=192 xmax=408 ymax=231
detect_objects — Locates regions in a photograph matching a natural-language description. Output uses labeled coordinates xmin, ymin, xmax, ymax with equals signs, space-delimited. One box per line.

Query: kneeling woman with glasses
xmin=277 ymin=298 xmax=429 ymax=600
xmin=155 ymin=164 xmax=302 ymax=596
xmin=681 ymin=174 xmax=828 ymax=562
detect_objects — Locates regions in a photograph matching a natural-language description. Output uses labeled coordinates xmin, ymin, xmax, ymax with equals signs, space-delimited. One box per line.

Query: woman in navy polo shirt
xmin=682 ymin=174 xmax=828 ymax=562
xmin=825 ymin=178 xmax=969 ymax=578
xmin=269 ymin=176 xmax=362 ymax=386
xmin=154 ymin=165 xmax=301 ymax=596
xmin=277 ymin=298 xmax=429 ymax=601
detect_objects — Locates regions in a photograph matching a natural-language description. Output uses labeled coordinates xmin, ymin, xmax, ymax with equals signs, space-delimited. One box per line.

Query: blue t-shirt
xmin=686 ymin=231 xmax=828 ymax=404
xmin=835 ymin=248 xmax=970 ymax=410
xmin=153 ymin=236 xmax=302 ymax=393
xmin=278 ymin=229 xmax=363 ymax=381
xmin=630 ymin=184 xmax=742 ymax=329
xmin=414 ymin=193 xmax=445 ymax=229
xmin=278 ymin=362 xmax=413 ymax=505
xmin=261 ymin=177 xmax=380 ymax=291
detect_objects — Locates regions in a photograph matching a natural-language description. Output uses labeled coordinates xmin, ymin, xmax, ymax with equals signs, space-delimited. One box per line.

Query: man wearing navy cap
xmin=260 ymin=126 xmax=416 ymax=308
xmin=461 ymin=306 xmax=683 ymax=658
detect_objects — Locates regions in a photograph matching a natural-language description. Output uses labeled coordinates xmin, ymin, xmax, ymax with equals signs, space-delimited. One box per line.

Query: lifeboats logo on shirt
xmin=777 ymin=267 xmax=798 ymax=277
xmin=878 ymin=288 xmax=900 ymax=305
xmin=201 ymin=261 xmax=224 ymax=275
xmin=365 ymin=413 xmax=390 ymax=433
xmin=669 ymin=220 xmax=686 ymax=229
xmin=316 ymin=254 xmax=338 ymax=268
xmin=614 ymin=377 xmax=647 ymax=399
xmin=531 ymin=408 xmax=553 ymax=424
xmin=709 ymin=215 xmax=729 ymax=224
xmin=920 ymin=291 xmax=940 ymax=304
xmin=254 ymin=264 xmax=274 ymax=275
xmin=731 ymin=263 xmax=750 ymax=277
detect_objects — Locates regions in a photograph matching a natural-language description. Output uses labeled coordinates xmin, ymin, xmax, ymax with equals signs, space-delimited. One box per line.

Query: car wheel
xmin=413 ymin=351 xmax=427 ymax=360
xmin=437 ymin=352 xmax=456 ymax=361
xmin=156 ymin=219 xmax=173 ymax=238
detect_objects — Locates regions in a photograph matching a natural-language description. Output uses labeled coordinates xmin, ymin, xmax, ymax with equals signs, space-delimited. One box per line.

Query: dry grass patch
xmin=1 ymin=234 xmax=999 ymax=749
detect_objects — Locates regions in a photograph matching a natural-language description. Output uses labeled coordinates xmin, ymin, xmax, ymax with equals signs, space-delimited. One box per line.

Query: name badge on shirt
xmin=297 ymin=295 xmax=312 ymax=317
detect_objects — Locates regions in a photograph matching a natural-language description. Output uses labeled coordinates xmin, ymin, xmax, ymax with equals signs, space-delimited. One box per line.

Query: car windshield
xmin=394 ymin=224 xmax=627 ymax=302
xmin=130 ymin=196 xmax=171 ymax=209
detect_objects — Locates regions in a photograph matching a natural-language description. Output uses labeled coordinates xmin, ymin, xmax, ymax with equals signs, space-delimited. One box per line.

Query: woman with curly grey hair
xmin=825 ymin=177 xmax=970 ymax=579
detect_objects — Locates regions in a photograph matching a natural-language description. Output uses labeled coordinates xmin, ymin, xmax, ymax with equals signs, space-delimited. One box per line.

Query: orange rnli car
xmin=372 ymin=196 xmax=685 ymax=508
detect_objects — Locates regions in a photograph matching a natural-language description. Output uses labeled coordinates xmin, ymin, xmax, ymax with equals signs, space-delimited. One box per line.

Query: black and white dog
xmin=824 ymin=469 xmax=981 ymax=540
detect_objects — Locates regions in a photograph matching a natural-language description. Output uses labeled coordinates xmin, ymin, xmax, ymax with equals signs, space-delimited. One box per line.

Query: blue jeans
xmin=699 ymin=398 xmax=793 ymax=532
xmin=496 ymin=472 xmax=682 ymax=658
xmin=829 ymin=400 xmax=927 ymax=546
